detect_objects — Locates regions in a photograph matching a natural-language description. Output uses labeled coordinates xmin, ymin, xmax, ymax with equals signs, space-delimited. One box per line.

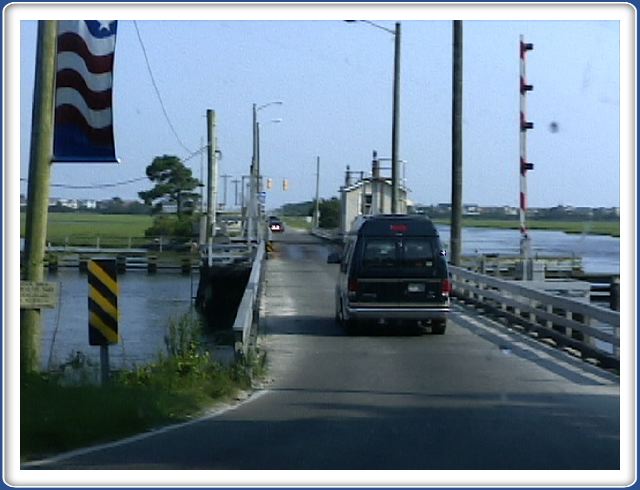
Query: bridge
xmin=26 ymin=227 xmax=621 ymax=481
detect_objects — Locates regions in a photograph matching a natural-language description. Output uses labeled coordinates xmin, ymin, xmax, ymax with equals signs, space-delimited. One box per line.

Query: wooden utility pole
xmin=391 ymin=22 xmax=401 ymax=214
xmin=21 ymin=20 xmax=58 ymax=373
xmin=206 ymin=110 xmax=218 ymax=260
xmin=450 ymin=20 xmax=463 ymax=266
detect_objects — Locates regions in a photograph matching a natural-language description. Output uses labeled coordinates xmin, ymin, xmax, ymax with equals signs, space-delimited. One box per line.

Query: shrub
xmin=144 ymin=214 xmax=198 ymax=239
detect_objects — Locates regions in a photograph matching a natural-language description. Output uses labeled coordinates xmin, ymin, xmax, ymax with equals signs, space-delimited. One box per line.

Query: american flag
xmin=53 ymin=20 xmax=118 ymax=162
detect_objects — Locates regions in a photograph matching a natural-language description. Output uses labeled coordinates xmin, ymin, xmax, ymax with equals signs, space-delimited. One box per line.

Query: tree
xmin=318 ymin=197 xmax=340 ymax=228
xmin=138 ymin=155 xmax=201 ymax=215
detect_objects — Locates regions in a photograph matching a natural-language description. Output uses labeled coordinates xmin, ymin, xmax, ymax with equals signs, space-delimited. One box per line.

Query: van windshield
xmin=361 ymin=238 xmax=438 ymax=270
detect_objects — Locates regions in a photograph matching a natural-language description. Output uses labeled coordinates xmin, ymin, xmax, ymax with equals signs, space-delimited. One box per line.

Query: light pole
xmin=257 ymin=118 xmax=282 ymax=192
xmin=256 ymin=119 xmax=280 ymax=226
xmin=314 ymin=156 xmax=320 ymax=228
xmin=346 ymin=20 xmax=402 ymax=213
xmin=250 ymin=101 xmax=282 ymax=242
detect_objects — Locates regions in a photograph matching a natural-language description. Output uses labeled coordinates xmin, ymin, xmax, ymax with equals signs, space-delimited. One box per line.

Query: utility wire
xmin=20 ymin=144 xmax=208 ymax=190
xmin=133 ymin=20 xmax=194 ymax=155
xmin=20 ymin=176 xmax=148 ymax=190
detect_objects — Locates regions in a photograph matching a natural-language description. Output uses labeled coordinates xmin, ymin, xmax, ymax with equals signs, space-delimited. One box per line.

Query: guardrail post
xmin=610 ymin=276 xmax=620 ymax=311
xmin=116 ymin=255 xmax=126 ymax=274
xmin=181 ymin=257 xmax=191 ymax=275
xmin=147 ymin=255 xmax=157 ymax=274
xmin=47 ymin=253 xmax=58 ymax=272
xmin=582 ymin=313 xmax=595 ymax=348
xmin=564 ymin=310 xmax=573 ymax=338
xmin=529 ymin=298 xmax=537 ymax=325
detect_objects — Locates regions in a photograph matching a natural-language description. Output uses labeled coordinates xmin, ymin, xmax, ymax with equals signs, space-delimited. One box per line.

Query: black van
xmin=327 ymin=215 xmax=451 ymax=334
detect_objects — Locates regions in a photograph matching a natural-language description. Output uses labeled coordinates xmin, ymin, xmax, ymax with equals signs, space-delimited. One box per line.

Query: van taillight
xmin=390 ymin=224 xmax=408 ymax=233
xmin=348 ymin=278 xmax=359 ymax=293
xmin=441 ymin=279 xmax=452 ymax=296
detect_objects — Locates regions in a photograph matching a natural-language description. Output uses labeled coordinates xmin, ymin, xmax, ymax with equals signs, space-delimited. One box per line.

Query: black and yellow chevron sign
xmin=88 ymin=259 xmax=119 ymax=345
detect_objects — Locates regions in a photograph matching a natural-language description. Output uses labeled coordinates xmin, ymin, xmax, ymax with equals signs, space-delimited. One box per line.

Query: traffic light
xmin=283 ymin=179 xmax=289 ymax=191
xmin=266 ymin=178 xmax=273 ymax=189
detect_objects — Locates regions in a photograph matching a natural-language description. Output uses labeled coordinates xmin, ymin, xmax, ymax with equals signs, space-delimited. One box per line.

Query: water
xmin=437 ymin=226 xmax=620 ymax=275
xmin=42 ymin=270 xmax=198 ymax=371
xmin=40 ymin=228 xmax=619 ymax=370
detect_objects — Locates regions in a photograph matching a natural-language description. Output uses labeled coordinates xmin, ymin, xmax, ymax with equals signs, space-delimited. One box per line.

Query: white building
xmin=339 ymin=176 xmax=408 ymax=235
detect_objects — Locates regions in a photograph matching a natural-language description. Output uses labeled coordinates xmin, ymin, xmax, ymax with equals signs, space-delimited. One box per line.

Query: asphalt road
xmin=26 ymin=229 xmax=620 ymax=476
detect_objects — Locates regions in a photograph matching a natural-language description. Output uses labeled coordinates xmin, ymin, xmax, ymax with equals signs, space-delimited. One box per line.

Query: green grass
xmin=22 ymin=213 xmax=619 ymax=245
xmin=21 ymin=212 xmax=154 ymax=247
xmin=21 ymin=313 xmax=266 ymax=462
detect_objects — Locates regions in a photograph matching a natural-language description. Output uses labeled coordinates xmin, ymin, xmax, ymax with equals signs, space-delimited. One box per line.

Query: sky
xmin=16 ymin=5 xmax=625 ymax=211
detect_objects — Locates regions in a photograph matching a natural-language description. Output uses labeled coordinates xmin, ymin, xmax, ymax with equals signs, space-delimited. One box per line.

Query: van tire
xmin=338 ymin=299 xmax=361 ymax=335
xmin=432 ymin=319 xmax=447 ymax=335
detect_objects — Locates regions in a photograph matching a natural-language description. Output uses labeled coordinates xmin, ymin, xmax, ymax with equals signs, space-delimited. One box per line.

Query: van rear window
xmin=362 ymin=238 xmax=436 ymax=269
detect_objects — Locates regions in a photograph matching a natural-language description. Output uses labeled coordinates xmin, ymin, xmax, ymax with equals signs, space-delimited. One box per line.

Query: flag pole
xmin=21 ymin=20 xmax=58 ymax=373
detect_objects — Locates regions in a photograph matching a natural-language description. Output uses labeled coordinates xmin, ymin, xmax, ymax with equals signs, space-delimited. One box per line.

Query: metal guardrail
xmin=450 ymin=266 xmax=620 ymax=370
xmin=232 ymin=242 xmax=266 ymax=358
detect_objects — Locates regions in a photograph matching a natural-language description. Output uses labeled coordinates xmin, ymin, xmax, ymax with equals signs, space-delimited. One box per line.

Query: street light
xmin=249 ymin=101 xmax=283 ymax=242
xmin=345 ymin=20 xmax=402 ymax=213
xmin=257 ymin=118 xmax=282 ymax=186
xmin=253 ymin=101 xmax=283 ymax=175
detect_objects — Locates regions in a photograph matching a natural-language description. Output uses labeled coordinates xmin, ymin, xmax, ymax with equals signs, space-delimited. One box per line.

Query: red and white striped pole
xmin=519 ymin=35 xmax=534 ymax=267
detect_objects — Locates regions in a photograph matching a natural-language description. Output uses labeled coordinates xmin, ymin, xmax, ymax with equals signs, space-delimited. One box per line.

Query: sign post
xmin=87 ymin=259 xmax=119 ymax=384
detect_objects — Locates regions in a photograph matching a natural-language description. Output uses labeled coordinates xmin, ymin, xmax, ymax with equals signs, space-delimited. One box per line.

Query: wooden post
xmin=21 ymin=20 xmax=58 ymax=373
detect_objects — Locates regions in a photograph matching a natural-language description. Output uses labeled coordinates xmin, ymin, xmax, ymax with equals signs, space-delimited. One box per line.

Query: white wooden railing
xmin=232 ymin=242 xmax=265 ymax=358
xmin=449 ymin=266 xmax=620 ymax=369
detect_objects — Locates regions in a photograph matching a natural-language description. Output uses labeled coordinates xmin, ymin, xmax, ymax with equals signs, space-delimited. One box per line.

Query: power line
xmin=20 ymin=176 xmax=148 ymax=190
xmin=133 ymin=20 xmax=194 ymax=155
xmin=20 ymin=145 xmax=207 ymax=190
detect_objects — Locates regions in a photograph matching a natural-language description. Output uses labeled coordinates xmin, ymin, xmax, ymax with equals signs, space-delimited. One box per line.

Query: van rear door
xmin=351 ymin=237 xmax=447 ymax=305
